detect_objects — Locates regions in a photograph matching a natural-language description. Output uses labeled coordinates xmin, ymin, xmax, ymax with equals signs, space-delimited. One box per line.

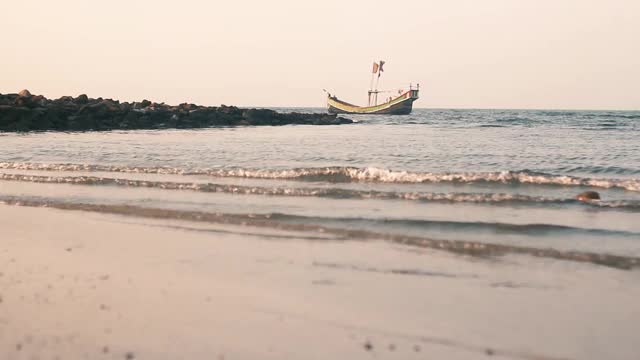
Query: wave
xmin=532 ymin=111 xmax=640 ymax=120
xmin=534 ymin=111 xmax=580 ymax=117
xmin=477 ymin=124 xmax=507 ymax=128
xmin=559 ymin=165 xmax=640 ymax=176
xmin=268 ymin=214 xmax=640 ymax=238
xmin=1 ymin=196 xmax=638 ymax=270
xmin=2 ymin=172 xmax=639 ymax=210
xmin=1 ymin=162 xmax=639 ymax=191
xmin=495 ymin=117 xmax=534 ymax=123
xmin=581 ymin=113 xmax=640 ymax=120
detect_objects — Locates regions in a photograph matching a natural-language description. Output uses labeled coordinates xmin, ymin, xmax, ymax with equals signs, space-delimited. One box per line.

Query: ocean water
xmin=1 ymin=108 xmax=639 ymax=267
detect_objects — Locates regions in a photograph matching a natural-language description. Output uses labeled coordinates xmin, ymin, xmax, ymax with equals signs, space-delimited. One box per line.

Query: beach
xmin=2 ymin=204 xmax=640 ymax=360
xmin=4 ymin=0 xmax=640 ymax=357
xmin=1 ymin=109 xmax=639 ymax=359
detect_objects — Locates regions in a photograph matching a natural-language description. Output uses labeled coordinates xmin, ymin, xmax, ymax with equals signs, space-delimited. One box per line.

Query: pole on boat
xmin=369 ymin=62 xmax=378 ymax=106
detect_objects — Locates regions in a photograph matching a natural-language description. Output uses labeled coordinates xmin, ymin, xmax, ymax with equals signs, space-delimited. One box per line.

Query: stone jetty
xmin=0 ymin=90 xmax=352 ymax=131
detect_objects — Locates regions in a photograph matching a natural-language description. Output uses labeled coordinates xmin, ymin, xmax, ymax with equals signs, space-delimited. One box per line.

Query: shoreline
xmin=1 ymin=204 xmax=640 ymax=359
xmin=2 ymin=197 xmax=639 ymax=270
xmin=0 ymin=90 xmax=352 ymax=132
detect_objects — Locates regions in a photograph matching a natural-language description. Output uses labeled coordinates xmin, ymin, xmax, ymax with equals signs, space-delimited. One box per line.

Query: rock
xmin=219 ymin=105 xmax=238 ymax=114
xmin=576 ymin=191 xmax=600 ymax=201
xmin=242 ymin=108 xmax=277 ymax=124
xmin=76 ymin=94 xmax=89 ymax=104
xmin=0 ymin=91 xmax=353 ymax=131
xmin=179 ymin=103 xmax=197 ymax=111
xmin=97 ymin=100 xmax=121 ymax=112
xmin=363 ymin=341 xmax=373 ymax=351
xmin=133 ymin=100 xmax=152 ymax=110
xmin=32 ymin=95 xmax=47 ymax=106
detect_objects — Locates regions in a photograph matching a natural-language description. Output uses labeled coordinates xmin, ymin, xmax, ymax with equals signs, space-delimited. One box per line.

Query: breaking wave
xmin=1 ymin=173 xmax=639 ymax=210
xmin=1 ymin=162 xmax=639 ymax=191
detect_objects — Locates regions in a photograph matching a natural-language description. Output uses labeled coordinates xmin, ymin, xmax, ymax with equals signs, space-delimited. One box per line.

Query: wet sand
xmin=1 ymin=204 xmax=639 ymax=359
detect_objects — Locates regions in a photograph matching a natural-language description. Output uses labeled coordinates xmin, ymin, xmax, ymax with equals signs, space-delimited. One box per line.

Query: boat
xmin=326 ymin=61 xmax=419 ymax=115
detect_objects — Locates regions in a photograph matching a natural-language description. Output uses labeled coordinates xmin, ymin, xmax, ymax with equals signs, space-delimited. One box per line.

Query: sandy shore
xmin=1 ymin=204 xmax=639 ymax=360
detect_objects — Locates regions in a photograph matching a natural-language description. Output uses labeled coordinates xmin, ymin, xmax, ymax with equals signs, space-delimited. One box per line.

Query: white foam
xmin=1 ymin=162 xmax=638 ymax=191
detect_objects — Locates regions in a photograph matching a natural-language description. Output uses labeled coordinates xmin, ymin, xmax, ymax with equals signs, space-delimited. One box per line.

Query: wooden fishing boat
xmin=326 ymin=61 xmax=419 ymax=115
xmin=327 ymin=88 xmax=419 ymax=115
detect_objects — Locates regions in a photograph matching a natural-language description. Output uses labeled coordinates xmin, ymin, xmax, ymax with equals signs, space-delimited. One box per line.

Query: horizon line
xmin=2 ymin=90 xmax=638 ymax=112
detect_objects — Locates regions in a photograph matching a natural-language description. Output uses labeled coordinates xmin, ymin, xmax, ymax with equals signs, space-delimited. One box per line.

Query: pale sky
xmin=2 ymin=0 xmax=639 ymax=109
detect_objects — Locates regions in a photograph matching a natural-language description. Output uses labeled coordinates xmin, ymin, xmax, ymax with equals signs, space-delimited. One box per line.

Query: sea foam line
xmin=1 ymin=173 xmax=638 ymax=209
xmin=1 ymin=196 xmax=638 ymax=270
xmin=1 ymin=162 xmax=639 ymax=191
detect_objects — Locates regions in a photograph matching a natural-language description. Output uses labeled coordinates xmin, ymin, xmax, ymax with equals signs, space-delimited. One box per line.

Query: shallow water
xmin=1 ymin=108 xmax=639 ymax=263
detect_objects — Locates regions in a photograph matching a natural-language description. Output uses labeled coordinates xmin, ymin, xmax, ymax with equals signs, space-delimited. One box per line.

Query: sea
xmin=1 ymin=108 xmax=639 ymax=267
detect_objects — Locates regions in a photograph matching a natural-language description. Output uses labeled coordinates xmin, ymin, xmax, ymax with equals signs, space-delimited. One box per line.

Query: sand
xmin=1 ymin=204 xmax=639 ymax=360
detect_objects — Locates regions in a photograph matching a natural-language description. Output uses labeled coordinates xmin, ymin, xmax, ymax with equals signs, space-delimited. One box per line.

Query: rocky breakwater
xmin=0 ymin=90 xmax=352 ymax=131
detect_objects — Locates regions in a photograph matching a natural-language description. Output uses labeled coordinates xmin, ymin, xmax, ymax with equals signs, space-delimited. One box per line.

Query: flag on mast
xmin=372 ymin=62 xmax=379 ymax=74
xmin=377 ymin=60 xmax=385 ymax=78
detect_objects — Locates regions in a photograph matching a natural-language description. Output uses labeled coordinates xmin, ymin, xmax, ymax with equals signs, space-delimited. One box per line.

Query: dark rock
xmin=363 ymin=341 xmax=373 ymax=351
xmin=242 ymin=108 xmax=277 ymax=124
xmin=576 ymin=191 xmax=600 ymax=201
xmin=32 ymin=95 xmax=47 ymax=105
xmin=0 ymin=91 xmax=352 ymax=132
xmin=97 ymin=100 xmax=121 ymax=112
xmin=179 ymin=102 xmax=197 ymax=111
xmin=76 ymin=94 xmax=89 ymax=104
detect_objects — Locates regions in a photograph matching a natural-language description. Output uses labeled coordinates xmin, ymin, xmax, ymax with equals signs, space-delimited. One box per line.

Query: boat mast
xmin=372 ymin=60 xmax=385 ymax=106
xmin=368 ymin=62 xmax=377 ymax=106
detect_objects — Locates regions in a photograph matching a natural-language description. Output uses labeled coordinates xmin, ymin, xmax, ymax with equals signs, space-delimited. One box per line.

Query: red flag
xmin=372 ymin=62 xmax=379 ymax=74
xmin=377 ymin=60 xmax=385 ymax=78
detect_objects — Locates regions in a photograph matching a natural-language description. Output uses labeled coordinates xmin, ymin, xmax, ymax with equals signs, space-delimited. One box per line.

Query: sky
xmin=2 ymin=0 xmax=639 ymax=109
